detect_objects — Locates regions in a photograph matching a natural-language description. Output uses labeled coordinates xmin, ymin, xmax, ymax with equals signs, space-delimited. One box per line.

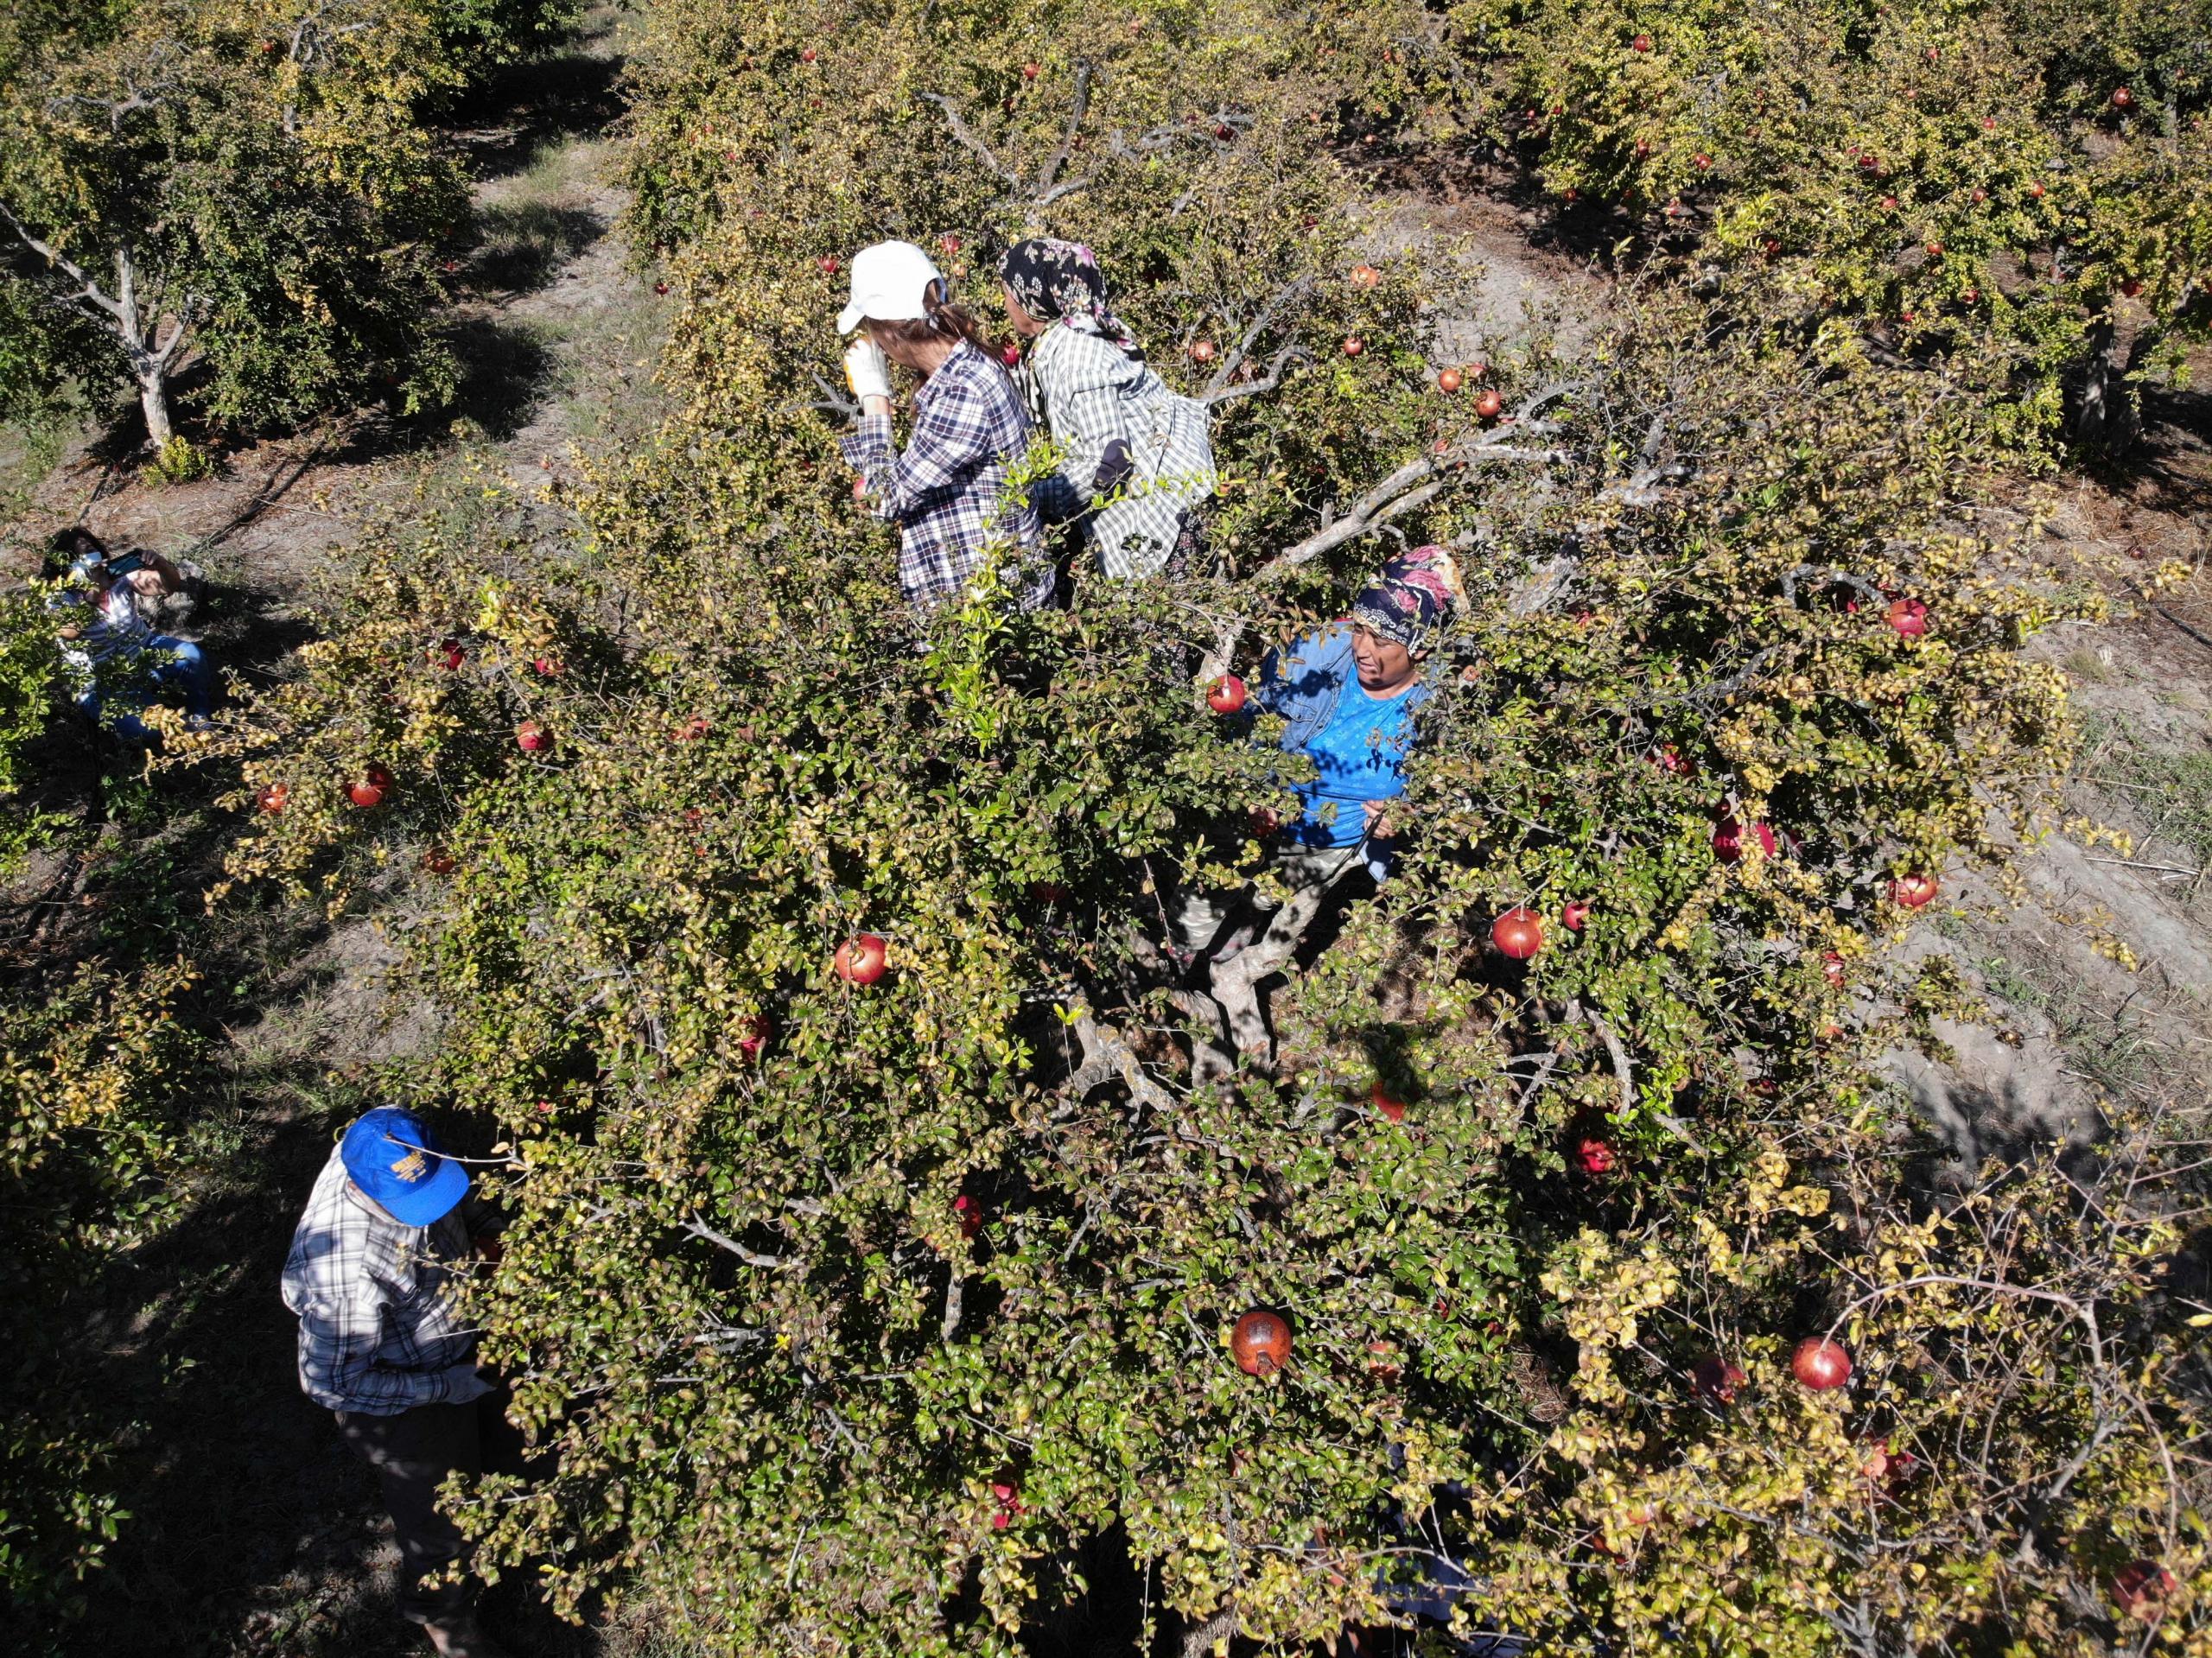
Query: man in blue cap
xmin=281 ymin=1108 xmax=512 ymax=1658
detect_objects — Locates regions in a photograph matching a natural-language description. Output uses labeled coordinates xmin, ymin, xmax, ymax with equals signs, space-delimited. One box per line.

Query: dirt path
xmin=10 ymin=12 xmax=666 ymax=1656
xmin=1892 ymin=372 xmax=2212 ymax=1171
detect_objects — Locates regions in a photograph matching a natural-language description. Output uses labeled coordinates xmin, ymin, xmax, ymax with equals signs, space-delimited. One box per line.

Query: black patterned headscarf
xmin=997 ymin=238 xmax=1142 ymax=359
xmin=1351 ymin=545 xmax=1467 ymax=652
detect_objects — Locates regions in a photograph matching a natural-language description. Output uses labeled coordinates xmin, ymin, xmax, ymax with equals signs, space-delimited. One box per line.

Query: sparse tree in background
xmin=0 ymin=0 xmax=488 ymax=451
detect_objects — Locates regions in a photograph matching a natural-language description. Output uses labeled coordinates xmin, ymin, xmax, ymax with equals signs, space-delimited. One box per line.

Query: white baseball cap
xmin=836 ymin=240 xmax=946 ymax=334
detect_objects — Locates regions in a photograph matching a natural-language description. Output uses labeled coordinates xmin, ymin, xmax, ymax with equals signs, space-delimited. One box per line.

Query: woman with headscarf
xmin=1167 ymin=545 xmax=1467 ymax=970
xmin=998 ymin=238 xmax=1216 ymax=581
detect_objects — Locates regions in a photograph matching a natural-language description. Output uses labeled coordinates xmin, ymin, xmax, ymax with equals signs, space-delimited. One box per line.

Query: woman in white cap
xmin=837 ymin=241 xmax=1052 ymax=611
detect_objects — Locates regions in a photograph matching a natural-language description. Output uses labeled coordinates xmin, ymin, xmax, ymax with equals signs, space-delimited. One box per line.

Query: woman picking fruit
xmin=997 ymin=238 xmax=1217 ymax=580
xmin=44 ymin=527 xmax=214 ymax=740
xmin=1169 ymin=546 xmax=1464 ymax=969
xmin=837 ymin=241 xmax=1052 ymax=611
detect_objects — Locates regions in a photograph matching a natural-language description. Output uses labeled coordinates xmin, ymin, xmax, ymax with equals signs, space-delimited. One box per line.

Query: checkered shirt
xmin=1028 ymin=321 xmax=1216 ymax=579
xmin=279 ymin=1142 xmax=490 ymax=1416
xmin=840 ymin=339 xmax=1051 ymax=610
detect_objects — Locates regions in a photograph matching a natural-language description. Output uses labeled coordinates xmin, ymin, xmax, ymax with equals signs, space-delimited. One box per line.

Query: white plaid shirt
xmin=840 ymin=339 xmax=1051 ymax=610
xmin=279 ymin=1143 xmax=490 ymax=1416
xmin=1027 ymin=321 xmax=1216 ymax=579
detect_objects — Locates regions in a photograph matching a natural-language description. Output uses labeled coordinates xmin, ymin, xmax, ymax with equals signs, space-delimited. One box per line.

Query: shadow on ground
xmin=450 ymin=40 xmax=628 ymax=186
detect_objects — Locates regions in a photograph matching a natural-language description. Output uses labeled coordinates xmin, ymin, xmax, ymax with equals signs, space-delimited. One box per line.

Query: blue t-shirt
xmin=1288 ymin=676 xmax=1420 ymax=848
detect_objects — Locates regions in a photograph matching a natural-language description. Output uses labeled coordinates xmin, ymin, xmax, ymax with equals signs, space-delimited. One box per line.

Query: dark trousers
xmin=335 ymin=1389 xmax=525 ymax=1627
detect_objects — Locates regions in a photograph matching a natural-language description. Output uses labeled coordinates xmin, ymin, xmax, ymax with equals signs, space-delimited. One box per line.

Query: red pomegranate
xmin=834 ymin=932 xmax=889 ymax=985
xmin=1231 ymin=1309 xmax=1293 ymax=1376
xmin=347 ymin=765 xmax=394 ymax=810
xmin=1712 ymin=817 xmax=1777 ymax=863
xmin=1690 ymin=1354 xmax=1747 ymax=1403
xmin=2113 ymin=1560 xmax=2177 ymax=1619
xmin=1571 ymin=1132 xmax=1618 ymax=1176
xmin=1890 ymin=872 xmax=1939 ymax=910
xmin=1789 ymin=1337 xmax=1853 ymax=1392
xmin=1491 ymin=907 xmax=1544 ymax=961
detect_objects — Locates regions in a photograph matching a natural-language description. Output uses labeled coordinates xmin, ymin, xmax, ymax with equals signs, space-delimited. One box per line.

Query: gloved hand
xmin=842 ymin=338 xmax=892 ymax=404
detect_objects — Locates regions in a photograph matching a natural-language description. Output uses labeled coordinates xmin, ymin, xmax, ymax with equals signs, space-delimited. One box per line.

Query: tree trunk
xmin=113 ymin=242 xmax=182 ymax=450
xmin=2069 ymin=318 xmax=2139 ymax=454
xmin=138 ymin=367 xmax=173 ymax=448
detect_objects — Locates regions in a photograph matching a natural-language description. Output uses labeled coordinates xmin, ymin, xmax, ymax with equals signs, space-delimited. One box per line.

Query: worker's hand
xmin=842 ymin=338 xmax=892 ymax=405
xmin=1363 ymin=800 xmax=1397 ymax=841
xmin=125 ymin=569 xmax=164 ymax=598
xmin=473 ymin=1235 xmax=505 ymax=1266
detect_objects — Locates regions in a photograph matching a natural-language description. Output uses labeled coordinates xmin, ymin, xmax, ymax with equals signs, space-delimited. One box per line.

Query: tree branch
xmin=1031 ymin=59 xmax=1092 ymax=201
xmin=1578 ymin=1003 xmax=1704 ymax=1150
xmin=1205 ymin=859 xmax=1361 ymax=1070
xmin=1065 ymin=1010 xmax=1179 ymax=1111
xmin=918 ymin=92 xmax=1020 ymax=192
xmin=1203 ymin=276 xmax=1316 ymax=397
xmin=1779 ymin=564 xmax=1884 ymax=609
xmin=682 ymin=1215 xmax=794 ymax=1270
xmin=1260 ymin=427 xmax=1571 ymax=578
xmin=1198 ymin=344 xmax=1311 ymax=407
xmin=0 ymin=201 xmax=127 ymax=326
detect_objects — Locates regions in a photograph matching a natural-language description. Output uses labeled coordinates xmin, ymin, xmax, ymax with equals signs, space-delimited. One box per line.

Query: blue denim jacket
xmin=1256 ymin=622 xmax=1434 ymax=880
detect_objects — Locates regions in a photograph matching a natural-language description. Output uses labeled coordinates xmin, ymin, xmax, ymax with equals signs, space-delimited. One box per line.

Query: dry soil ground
xmin=1 ymin=11 xmax=679 ymax=1657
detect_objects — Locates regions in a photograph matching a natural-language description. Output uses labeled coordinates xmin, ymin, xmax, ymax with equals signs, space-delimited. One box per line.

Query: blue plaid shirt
xmin=840 ymin=339 xmax=1051 ymax=611
xmin=280 ymin=1143 xmax=491 ymax=1416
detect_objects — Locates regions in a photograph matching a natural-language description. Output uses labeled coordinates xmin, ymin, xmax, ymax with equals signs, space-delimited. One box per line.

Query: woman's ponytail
xmin=919 ymin=280 xmax=996 ymax=354
xmin=867 ymin=282 xmax=1003 ymax=361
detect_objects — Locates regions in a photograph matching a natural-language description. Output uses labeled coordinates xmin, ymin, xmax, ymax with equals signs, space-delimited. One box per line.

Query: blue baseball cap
xmin=340 ymin=1107 xmax=470 ymax=1226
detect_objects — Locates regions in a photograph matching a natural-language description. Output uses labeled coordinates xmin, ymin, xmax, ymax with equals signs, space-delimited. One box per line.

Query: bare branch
xmin=1779 ymin=564 xmax=1885 ymax=609
xmin=1065 ymin=1010 xmax=1179 ymax=1111
xmin=1261 ymin=429 xmax=1571 ymax=577
xmin=1507 ymin=553 xmax=1580 ymax=617
xmin=682 ymin=1215 xmax=794 ymax=1271
xmin=1198 ymin=344 xmax=1311 ymax=407
xmin=1203 ymin=276 xmax=1315 ymax=397
xmin=918 ymin=92 xmax=1021 ymax=192
xmin=1031 ymin=60 xmax=1092 ymax=201
xmin=1034 ymin=172 xmax=1099 ymax=208
xmin=941 ymin=1274 xmax=965 ymax=1343
xmin=0 ymin=202 xmax=127 ymax=326
xmin=1205 ymin=859 xmax=1363 ymax=1069
xmin=1579 ymin=1004 xmax=1705 ymax=1150
xmin=1179 ymin=1604 xmax=1238 ymax=1658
